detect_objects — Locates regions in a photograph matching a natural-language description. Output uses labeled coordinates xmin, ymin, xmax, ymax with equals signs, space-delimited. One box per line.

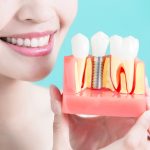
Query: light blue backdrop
xmin=35 ymin=0 xmax=150 ymax=88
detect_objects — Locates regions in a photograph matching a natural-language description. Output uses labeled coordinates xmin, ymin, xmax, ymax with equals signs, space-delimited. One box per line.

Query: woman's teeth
xmin=5 ymin=35 xmax=50 ymax=48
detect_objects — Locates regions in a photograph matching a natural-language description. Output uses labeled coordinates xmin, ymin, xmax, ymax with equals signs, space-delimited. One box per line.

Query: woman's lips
xmin=0 ymin=31 xmax=56 ymax=57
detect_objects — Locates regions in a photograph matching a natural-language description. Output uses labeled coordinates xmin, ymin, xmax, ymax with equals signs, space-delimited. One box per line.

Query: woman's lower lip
xmin=3 ymin=35 xmax=55 ymax=57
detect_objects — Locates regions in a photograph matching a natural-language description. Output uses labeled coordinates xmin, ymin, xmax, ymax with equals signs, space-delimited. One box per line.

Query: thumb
xmin=50 ymin=85 xmax=72 ymax=150
xmin=50 ymin=84 xmax=62 ymax=115
xmin=135 ymin=110 xmax=150 ymax=130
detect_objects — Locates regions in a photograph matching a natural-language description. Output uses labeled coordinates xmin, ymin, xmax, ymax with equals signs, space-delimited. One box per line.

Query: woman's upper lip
xmin=0 ymin=31 xmax=57 ymax=39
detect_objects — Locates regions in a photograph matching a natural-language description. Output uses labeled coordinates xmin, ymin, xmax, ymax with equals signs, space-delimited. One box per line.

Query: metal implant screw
xmin=92 ymin=57 xmax=104 ymax=89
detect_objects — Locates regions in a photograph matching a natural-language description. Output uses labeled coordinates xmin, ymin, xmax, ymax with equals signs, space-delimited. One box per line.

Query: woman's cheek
xmin=54 ymin=0 xmax=78 ymax=26
xmin=0 ymin=2 xmax=18 ymax=29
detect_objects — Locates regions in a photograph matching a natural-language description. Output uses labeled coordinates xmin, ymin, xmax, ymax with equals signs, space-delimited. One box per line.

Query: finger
xmin=123 ymin=111 xmax=150 ymax=149
xmin=128 ymin=110 xmax=150 ymax=139
xmin=50 ymin=84 xmax=62 ymax=115
xmin=135 ymin=110 xmax=150 ymax=130
xmin=53 ymin=114 xmax=72 ymax=150
xmin=50 ymin=85 xmax=72 ymax=149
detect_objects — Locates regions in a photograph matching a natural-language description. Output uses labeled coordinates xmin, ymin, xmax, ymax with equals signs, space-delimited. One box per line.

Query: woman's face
xmin=0 ymin=0 xmax=77 ymax=81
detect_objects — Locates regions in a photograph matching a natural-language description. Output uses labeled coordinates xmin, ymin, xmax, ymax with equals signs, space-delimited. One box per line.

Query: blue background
xmin=35 ymin=0 xmax=150 ymax=88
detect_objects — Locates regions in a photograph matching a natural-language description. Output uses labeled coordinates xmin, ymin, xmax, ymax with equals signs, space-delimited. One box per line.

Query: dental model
xmin=63 ymin=32 xmax=147 ymax=117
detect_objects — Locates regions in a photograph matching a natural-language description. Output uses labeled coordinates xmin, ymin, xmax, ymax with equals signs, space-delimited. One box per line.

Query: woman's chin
xmin=29 ymin=70 xmax=51 ymax=81
xmin=17 ymin=67 xmax=52 ymax=82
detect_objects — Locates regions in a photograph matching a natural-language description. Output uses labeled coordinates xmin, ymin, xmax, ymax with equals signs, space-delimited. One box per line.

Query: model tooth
xmin=121 ymin=36 xmax=139 ymax=60
xmin=110 ymin=35 xmax=123 ymax=89
xmin=128 ymin=36 xmax=139 ymax=58
xmin=110 ymin=35 xmax=140 ymax=93
xmin=122 ymin=36 xmax=139 ymax=92
xmin=71 ymin=33 xmax=89 ymax=58
xmin=91 ymin=32 xmax=109 ymax=57
xmin=110 ymin=35 xmax=123 ymax=58
xmin=72 ymin=33 xmax=89 ymax=91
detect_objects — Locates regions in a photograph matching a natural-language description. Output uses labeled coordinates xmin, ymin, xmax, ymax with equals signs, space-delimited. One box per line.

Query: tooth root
xmin=75 ymin=62 xmax=81 ymax=93
xmin=134 ymin=60 xmax=146 ymax=94
xmin=123 ymin=60 xmax=135 ymax=93
xmin=76 ymin=58 xmax=86 ymax=89
xmin=102 ymin=56 xmax=114 ymax=91
xmin=111 ymin=56 xmax=122 ymax=90
xmin=84 ymin=57 xmax=92 ymax=88
xmin=120 ymin=72 xmax=128 ymax=94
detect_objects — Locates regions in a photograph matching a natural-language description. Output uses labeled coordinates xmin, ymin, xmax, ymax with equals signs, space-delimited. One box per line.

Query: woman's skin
xmin=0 ymin=0 xmax=150 ymax=150
xmin=0 ymin=0 xmax=77 ymax=150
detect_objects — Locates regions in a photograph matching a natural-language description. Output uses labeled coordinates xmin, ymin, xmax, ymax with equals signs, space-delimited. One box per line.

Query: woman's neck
xmin=0 ymin=75 xmax=33 ymax=116
xmin=0 ymin=75 xmax=50 ymax=120
xmin=0 ymin=75 xmax=28 ymax=98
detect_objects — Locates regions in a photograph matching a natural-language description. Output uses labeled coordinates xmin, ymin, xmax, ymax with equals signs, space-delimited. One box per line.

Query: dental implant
xmin=92 ymin=57 xmax=104 ymax=89
xmin=91 ymin=32 xmax=109 ymax=89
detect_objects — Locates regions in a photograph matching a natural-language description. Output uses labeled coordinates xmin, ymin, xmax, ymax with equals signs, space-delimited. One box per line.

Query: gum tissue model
xmin=63 ymin=32 xmax=147 ymax=117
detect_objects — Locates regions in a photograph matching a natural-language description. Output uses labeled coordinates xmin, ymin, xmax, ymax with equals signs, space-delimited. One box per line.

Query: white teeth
xmin=7 ymin=37 xmax=11 ymax=43
xmin=38 ymin=37 xmax=45 ymax=47
xmin=17 ymin=38 xmax=24 ymax=46
xmin=24 ymin=39 xmax=31 ymax=47
xmin=122 ymin=36 xmax=139 ymax=60
xmin=91 ymin=32 xmax=109 ymax=57
xmin=45 ymin=35 xmax=49 ymax=45
xmin=110 ymin=35 xmax=123 ymax=58
xmin=110 ymin=35 xmax=139 ymax=93
xmin=72 ymin=33 xmax=89 ymax=58
xmin=110 ymin=35 xmax=139 ymax=60
xmin=12 ymin=38 xmax=17 ymax=44
xmin=31 ymin=38 xmax=38 ymax=47
xmin=5 ymin=35 xmax=50 ymax=48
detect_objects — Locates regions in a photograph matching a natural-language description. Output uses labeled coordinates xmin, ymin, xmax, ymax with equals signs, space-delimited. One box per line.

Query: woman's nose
xmin=16 ymin=0 xmax=57 ymax=24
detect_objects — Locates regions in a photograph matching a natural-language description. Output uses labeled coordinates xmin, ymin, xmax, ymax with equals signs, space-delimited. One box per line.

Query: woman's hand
xmin=101 ymin=110 xmax=150 ymax=150
xmin=50 ymin=85 xmax=150 ymax=150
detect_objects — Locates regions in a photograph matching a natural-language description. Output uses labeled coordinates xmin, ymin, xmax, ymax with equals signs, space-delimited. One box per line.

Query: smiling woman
xmin=1 ymin=0 xmax=150 ymax=150
xmin=0 ymin=0 xmax=77 ymax=150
